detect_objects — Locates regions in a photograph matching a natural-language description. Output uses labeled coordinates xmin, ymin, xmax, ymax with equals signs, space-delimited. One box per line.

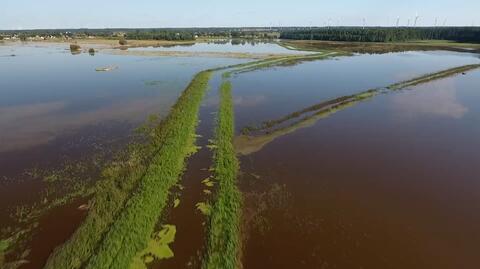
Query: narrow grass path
xmin=42 ymin=52 xmax=341 ymax=269
xmin=202 ymin=81 xmax=242 ymax=269
xmin=235 ymin=63 xmax=480 ymax=155
xmin=81 ymin=71 xmax=212 ymax=269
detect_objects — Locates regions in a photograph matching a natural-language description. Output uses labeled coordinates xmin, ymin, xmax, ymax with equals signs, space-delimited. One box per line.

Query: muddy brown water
xmin=238 ymin=71 xmax=480 ymax=268
xmin=2 ymin=42 xmax=480 ymax=268
xmin=0 ymin=43 xmax=245 ymax=267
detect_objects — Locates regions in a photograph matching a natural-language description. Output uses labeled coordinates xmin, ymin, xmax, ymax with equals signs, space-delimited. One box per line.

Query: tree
xmin=119 ymin=38 xmax=127 ymax=45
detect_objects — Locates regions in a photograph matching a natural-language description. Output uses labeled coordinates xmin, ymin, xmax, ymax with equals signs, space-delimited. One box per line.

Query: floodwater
xmin=0 ymin=42 xmax=245 ymax=268
xmin=129 ymin=40 xmax=308 ymax=54
xmin=230 ymin=51 xmax=479 ymax=131
xmin=235 ymin=66 xmax=480 ymax=267
xmin=2 ymin=40 xmax=480 ymax=269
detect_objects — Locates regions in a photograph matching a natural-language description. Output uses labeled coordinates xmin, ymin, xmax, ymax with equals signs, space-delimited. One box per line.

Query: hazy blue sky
xmin=1 ymin=0 xmax=478 ymax=29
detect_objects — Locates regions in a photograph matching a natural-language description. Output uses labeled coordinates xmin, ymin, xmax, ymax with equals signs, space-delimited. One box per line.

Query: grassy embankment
xmin=235 ymin=63 xmax=480 ymax=155
xmin=44 ymin=71 xmax=212 ymax=269
xmin=42 ymin=51 xmax=340 ymax=269
xmin=280 ymin=39 xmax=480 ymax=54
xmin=82 ymin=71 xmax=212 ymax=269
xmin=202 ymin=81 xmax=242 ymax=269
xmin=200 ymin=52 xmax=343 ymax=266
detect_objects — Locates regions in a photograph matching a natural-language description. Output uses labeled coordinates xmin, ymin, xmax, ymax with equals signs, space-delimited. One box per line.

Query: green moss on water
xmin=173 ymin=198 xmax=180 ymax=208
xmin=196 ymin=202 xmax=212 ymax=216
xmin=129 ymin=225 xmax=176 ymax=269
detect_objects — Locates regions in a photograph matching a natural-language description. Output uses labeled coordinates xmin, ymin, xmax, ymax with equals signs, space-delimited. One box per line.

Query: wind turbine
xmin=363 ymin=18 xmax=366 ymax=29
xmin=414 ymin=12 xmax=419 ymax=27
xmin=407 ymin=19 xmax=411 ymax=27
xmin=443 ymin=18 xmax=447 ymax=27
xmin=434 ymin=17 xmax=438 ymax=27
xmin=396 ymin=17 xmax=400 ymax=27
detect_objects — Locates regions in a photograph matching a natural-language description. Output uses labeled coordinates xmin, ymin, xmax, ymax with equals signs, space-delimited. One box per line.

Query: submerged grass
xmin=280 ymin=40 xmax=480 ymax=54
xmin=42 ymin=52 xmax=338 ymax=269
xmin=236 ymin=63 xmax=480 ymax=155
xmin=203 ymin=81 xmax=242 ymax=269
xmin=388 ymin=64 xmax=480 ymax=90
xmin=83 ymin=71 xmax=212 ymax=269
xmin=44 ymin=71 xmax=212 ymax=269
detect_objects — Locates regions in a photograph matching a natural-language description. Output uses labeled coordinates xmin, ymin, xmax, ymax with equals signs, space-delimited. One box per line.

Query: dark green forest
xmin=280 ymin=27 xmax=480 ymax=43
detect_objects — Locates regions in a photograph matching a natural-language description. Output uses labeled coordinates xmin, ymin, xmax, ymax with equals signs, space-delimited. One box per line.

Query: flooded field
xmin=230 ymin=51 xmax=479 ymax=130
xmin=1 ymin=40 xmax=480 ymax=269
xmin=128 ymin=40 xmax=308 ymax=55
xmin=233 ymin=61 xmax=480 ymax=268
xmin=0 ymin=42 xmax=245 ymax=268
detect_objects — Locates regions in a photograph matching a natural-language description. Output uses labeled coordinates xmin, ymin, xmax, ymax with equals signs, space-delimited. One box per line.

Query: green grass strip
xmin=42 ymin=70 xmax=209 ymax=269
xmin=388 ymin=64 xmax=480 ymax=90
xmin=44 ymin=138 xmax=155 ymax=269
xmin=82 ymin=70 xmax=212 ymax=269
xmin=203 ymin=80 xmax=242 ymax=269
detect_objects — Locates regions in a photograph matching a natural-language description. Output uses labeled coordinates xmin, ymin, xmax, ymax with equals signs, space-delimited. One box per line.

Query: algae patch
xmin=195 ymin=202 xmax=212 ymax=216
xmin=130 ymin=225 xmax=177 ymax=269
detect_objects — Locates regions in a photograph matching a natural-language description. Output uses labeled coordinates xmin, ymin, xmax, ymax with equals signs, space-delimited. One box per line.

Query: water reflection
xmin=0 ymin=96 xmax=170 ymax=152
xmin=0 ymin=44 xmax=244 ymax=152
xmin=391 ymin=80 xmax=468 ymax=120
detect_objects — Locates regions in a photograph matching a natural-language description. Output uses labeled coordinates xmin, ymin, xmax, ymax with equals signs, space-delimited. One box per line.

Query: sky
xmin=1 ymin=0 xmax=479 ymax=30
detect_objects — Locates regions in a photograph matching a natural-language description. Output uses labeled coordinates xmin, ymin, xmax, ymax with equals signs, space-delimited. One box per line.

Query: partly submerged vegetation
xmin=203 ymin=80 xmax=242 ymax=269
xmin=70 ymin=44 xmax=81 ymax=51
xmin=280 ymin=39 xmax=480 ymax=54
xmin=2 ymin=36 xmax=478 ymax=268
xmin=235 ymin=63 xmax=480 ymax=155
xmin=44 ymin=71 xmax=212 ymax=269
xmin=388 ymin=64 xmax=480 ymax=89
xmin=82 ymin=70 xmax=211 ymax=269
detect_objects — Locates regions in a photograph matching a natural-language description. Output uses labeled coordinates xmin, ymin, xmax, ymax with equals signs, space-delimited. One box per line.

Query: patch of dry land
xmin=34 ymin=38 xmax=196 ymax=49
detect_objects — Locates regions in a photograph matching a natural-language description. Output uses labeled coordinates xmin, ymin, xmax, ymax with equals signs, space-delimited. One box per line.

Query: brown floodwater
xmin=3 ymin=41 xmax=480 ymax=268
xmin=237 ymin=70 xmax=480 ymax=268
xmin=0 ymin=43 xmax=244 ymax=267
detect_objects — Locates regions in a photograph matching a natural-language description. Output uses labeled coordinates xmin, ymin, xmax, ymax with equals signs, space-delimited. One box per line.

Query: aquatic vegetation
xmin=196 ymin=202 xmax=212 ymax=216
xmin=230 ymin=52 xmax=342 ymax=74
xmin=202 ymin=80 xmax=242 ymax=269
xmin=388 ymin=64 xmax=480 ymax=90
xmin=202 ymin=177 xmax=215 ymax=187
xmin=281 ymin=40 xmax=480 ymax=54
xmin=129 ymin=225 xmax=176 ymax=269
xmin=95 ymin=66 xmax=118 ymax=72
xmin=241 ymin=89 xmax=379 ymax=135
xmin=70 ymin=44 xmax=81 ymax=51
xmin=235 ymin=64 xmax=480 ymax=155
xmin=174 ymin=198 xmax=181 ymax=208
xmin=0 ymin=239 xmax=9 ymax=266
xmin=81 ymin=70 xmax=212 ymax=269
xmin=44 ymin=70 xmax=212 ymax=269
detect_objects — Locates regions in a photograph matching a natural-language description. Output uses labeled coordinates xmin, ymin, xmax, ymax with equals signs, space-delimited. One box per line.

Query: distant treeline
xmin=125 ymin=30 xmax=195 ymax=40
xmin=280 ymin=27 xmax=480 ymax=43
xmin=0 ymin=27 xmax=280 ymax=40
xmin=2 ymin=27 xmax=479 ymax=43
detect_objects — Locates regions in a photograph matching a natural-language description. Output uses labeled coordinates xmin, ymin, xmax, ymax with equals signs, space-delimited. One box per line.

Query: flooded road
xmin=237 ymin=70 xmax=480 ymax=268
